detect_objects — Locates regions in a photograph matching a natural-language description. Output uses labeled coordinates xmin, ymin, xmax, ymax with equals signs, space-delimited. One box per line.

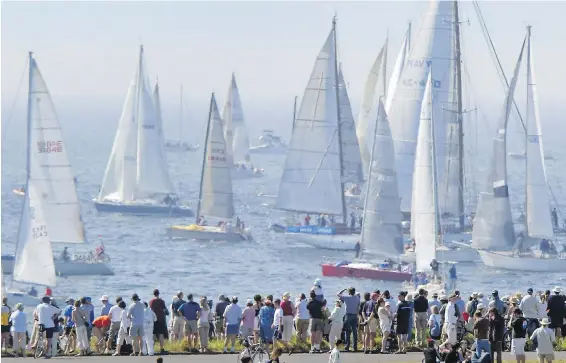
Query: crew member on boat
xmin=61 ymin=247 xmax=71 ymax=262
xmin=354 ymin=242 xmax=361 ymax=259
xmin=430 ymin=259 xmax=440 ymax=282
xmin=551 ymin=208 xmax=558 ymax=229
xmin=540 ymin=239 xmax=550 ymax=256
xmin=304 ymin=215 xmax=311 ymax=226
xmin=28 ymin=287 xmax=38 ymax=297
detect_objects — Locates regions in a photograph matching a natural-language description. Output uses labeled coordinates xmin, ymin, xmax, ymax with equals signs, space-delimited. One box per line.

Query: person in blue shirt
xmin=99 ymin=295 xmax=113 ymax=316
xmin=448 ymin=264 xmax=457 ymax=291
xmin=258 ymin=300 xmax=275 ymax=352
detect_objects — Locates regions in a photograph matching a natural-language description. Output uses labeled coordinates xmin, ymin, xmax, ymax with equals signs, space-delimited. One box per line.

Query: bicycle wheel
xmin=503 ymin=330 xmax=512 ymax=352
xmin=34 ymin=338 xmax=45 ymax=359
xmin=252 ymin=349 xmax=265 ymax=363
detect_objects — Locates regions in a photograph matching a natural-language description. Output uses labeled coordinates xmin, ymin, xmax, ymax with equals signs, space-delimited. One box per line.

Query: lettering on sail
xmin=401 ymin=78 xmax=442 ymax=89
xmin=32 ymin=225 xmax=47 ymax=239
xmin=37 ymin=141 xmax=62 ymax=153
xmin=528 ymin=135 xmax=539 ymax=144
xmin=406 ymin=59 xmax=432 ymax=68
xmin=208 ymin=147 xmax=226 ymax=162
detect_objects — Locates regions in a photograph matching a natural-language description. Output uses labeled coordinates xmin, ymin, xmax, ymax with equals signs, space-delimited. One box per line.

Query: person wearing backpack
xmin=428 ymin=305 xmax=442 ymax=343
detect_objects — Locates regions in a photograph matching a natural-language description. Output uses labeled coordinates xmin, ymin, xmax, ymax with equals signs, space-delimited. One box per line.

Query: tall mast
xmin=292 ymin=96 xmax=298 ymax=132
xmin=430 ymin=75 xmax=441 ymax=247
xmin=407 ymin=21 xmax=412 ymax=51
xmin=382 ymin=33 xmax=388 ymax=99
xmin=195 ymin=93 xmax=215 ymax=224
xmin=454 ymin=0 xmax=465 ymax=230
xmin=524 ymin=25 xmax=532 ymax=235
xmin=179 ymin=85 xmax=184 ymax=143
xmin=332 ymin=16 xmax=348 ymax=223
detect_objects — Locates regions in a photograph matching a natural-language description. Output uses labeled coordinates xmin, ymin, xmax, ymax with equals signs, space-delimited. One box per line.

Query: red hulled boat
xmin=321 ymin=262 xmax=412 ymax=282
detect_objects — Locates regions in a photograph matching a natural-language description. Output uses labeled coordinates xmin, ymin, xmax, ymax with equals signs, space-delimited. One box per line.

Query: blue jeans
xmin=343 ymin=314 xmax=358 ymax=350
xmin=475 ymin=339 xmax=490 ymax=357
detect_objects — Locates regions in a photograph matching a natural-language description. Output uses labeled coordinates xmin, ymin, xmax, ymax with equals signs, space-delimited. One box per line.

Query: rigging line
xmin=473 ymin=1 xmax=526 ymax=132
xmin=1 ymin=55 xmax=29 ymax=150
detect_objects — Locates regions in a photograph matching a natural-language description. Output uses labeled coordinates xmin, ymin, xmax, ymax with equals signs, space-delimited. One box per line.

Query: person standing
xmin=362 ymin=292 xmax=378 ymax=353
xmin=9 ymin=303 xmax=26 ymax=357
xmin=171 ymin=292 xmax=186 ymax=341
xmin=279 ymin=292 xmax=294 ymax=343
xmin=519 ymin=288 xmax=540 ymax=335
xmin=223 ymin=297 xmax=242 ymax=353
xmin=442 ymin=293 xmax=459 ymax=346
xmin=430 ymin=259 xmax=440 ymax=282
xmin=294 ymin=294 xmax=309 ymax=343
xmin=414 ymin=288 xmax=429 ymax=347
xmin=306 ymin=291 xmax=324 ymax=353
xmin=142 ymin=301 xmax=157 ymax=356
xmin=546 ymin=286 xmax=565 ymax=338
xmin=488 ymin=307 xmax=505 ymax=363
xmin=1 ymin=298 xmax=11 ymax=353
xmin=429 ymin=293 xmax=442 ymax=313
xmin=472 ymin=310 xmax=490 ymax=358
xmin=241 ymin=300 xmax=255 ymax=341
xmin=509 ymin=308 xmax=527 ymax=363
xmin=178 ymin=293 xmax=200 ymax=352
xmin=214 ymin=294 xmax=228 ymax=341
xmin=448 ymin=265 xmax=457 ymax=291
xmin=395 ymin=292 xmax=411 ymax=354
xmin=149 ymin=289 xmax=169 ymax=353
xmin=258 ymin=299 xmax=275 ymax=353
xmin=127 ymin=294 xmax=145 ymax=356
xmin=337 ymin=287 xmax=360 ymax=352
xmin=99 ymin=295 xmax=113 ymax=316
xmin=73 ymin=300 xmax=90 ymax=356
xmin=530 ymin=318 xmax=556 ymax=363
xmin=35 ymin=296 xmax=61 ymax=359
xmin=197 ymin=297 xmax=211 ymax=353
xmin=107 ymin=297 xmax=124 ymax=354
xmin=354 ymin=241 xmax=361 ymax=259
xmin=328 ymin=300 xmax=345 ymax=350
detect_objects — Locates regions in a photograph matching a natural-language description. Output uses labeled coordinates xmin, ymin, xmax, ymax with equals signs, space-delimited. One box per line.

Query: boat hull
xmin=12 ymin=188 xmax=25 ymax=196
xmin=94 ymin=201 xmax=194 ymax=217
xmin=3 ymin=291 xmax=42 ymax=308
xmin=289 ymin=232 xmax=359 ymax=251
xmin=1 ymin=255 xmax=114 ymax=276
xmin=249 ymin=145 xmax=286 ymax=154
xmin=166 ymin=227 xmax=247 ymax=242
xmin=402 ymin=245 xmax=478 ymax=263
xmin=322 ymin=263 xmax=412 ymax=281
xmin=478 ymin=250 xmax=566 ymax=272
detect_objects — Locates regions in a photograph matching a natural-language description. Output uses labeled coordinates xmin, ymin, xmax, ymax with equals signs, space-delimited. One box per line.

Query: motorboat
xmin=249 ymin=130 xmax=287 ymax=154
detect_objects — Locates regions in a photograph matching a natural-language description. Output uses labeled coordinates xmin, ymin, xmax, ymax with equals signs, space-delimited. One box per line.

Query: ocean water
xmin=1 ymin=105 xmax=565 ymax=311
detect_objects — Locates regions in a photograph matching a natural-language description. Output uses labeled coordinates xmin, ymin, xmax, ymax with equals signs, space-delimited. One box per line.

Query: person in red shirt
xmin=92 ymin=315 xmax=111 ymax=353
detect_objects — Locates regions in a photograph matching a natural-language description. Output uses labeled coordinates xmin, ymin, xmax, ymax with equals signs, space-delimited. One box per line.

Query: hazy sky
xmin=2 ymin=1 xmax=566 ymax=134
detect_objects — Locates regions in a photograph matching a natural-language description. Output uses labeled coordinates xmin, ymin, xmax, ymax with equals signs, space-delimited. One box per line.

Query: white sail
xmin=153 ymin=82 xmax=168 ymax=149
xmin=13 ymin=184 xmax=57 ymax=286
xmin=98 ymin=46 xmax=175 ymax=203
xmin=27 ymin=56 xmax=86 ymax=244
xmin=200 ymin=94 xmax=235 ymax=219
xmin=385 ymin=23 xmax=411 ymax=113
xmin=221 ymin=78 xmax=235 ymax=166
xmin=223 ymin=74 xmax=251 ymax=164
xmin=472 ymin=38 xmax=526 ymax=250
xmin=356 ymin=42 xmax=386 ymax=174
xmin=338 ymin=68 xmax=364 ymax=183
xmin=388 ymin=0 xmax=454 ymax=212
xmin=361 ymin=99 xmax=404 ymax=257
xmin=525 ymin=34 xmax=553 ymax=239
xmin=275 ymin=27 xmax=343 ymax=215
xmin=412 ymin=73 xmax=438 ymax=272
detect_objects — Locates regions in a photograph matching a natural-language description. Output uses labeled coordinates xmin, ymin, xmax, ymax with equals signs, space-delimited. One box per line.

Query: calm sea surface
xmin=1 ymin=105 xmax=565 ymax=311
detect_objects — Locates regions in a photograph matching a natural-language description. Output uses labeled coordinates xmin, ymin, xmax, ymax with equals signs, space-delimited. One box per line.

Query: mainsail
xmin=356 ymin=42 xmax=387 ymax=174
xmin=27 ymin=55 xmax=85 ymax=244
xmin=275 ymin=22 xmax=344 ymax=216
xmin=222 ymin=74 xmax=251 ymax=164
xmin=388 ymin=0 xmax=454 ymax=212
xmin=525 ymin=28 xmax=553 ymax=241
xmin=471 ymin=37 xmax=526 ymax=250
xmin=98 ymin=46 xmax=176 ymax=202
xmin=198 ymin=94 xmax=235 ymax=219
xmin=338 ymin=68 xmax=363 ymax=183
xmin=360 ymin=99 xmax=403 ymax=257
xmin=385 ymin=23 xmax=411 ymax=113
xmin=412 ymin=73 xmax=439 ymax=272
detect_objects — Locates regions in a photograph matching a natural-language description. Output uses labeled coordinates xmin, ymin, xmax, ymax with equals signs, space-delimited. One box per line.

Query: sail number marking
xmin=32 ymin=225 xmax=47 ymax=239
xmin=38 ymin=141 xmax=62 ymax=153
xmin=527 ymin=135 xmax=539 ymax=144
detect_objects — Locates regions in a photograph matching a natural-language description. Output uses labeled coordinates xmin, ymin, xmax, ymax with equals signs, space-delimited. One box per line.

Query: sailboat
xmin=93 ymin=46 xmax=193 ymax=217
xmin=250 ymin=129 xmax=288 ymax=155
xmin=271 ymin=17 xmax=361 ymax=250
xmin=166 ymin=93 xmax=252 ymax=242
xmin=2 ymin=53 xmax=113 ymax=278
xmin=164 ymin=85 xmax=199 ymax=152
xmin=222 ymin=73 xmax=264 ymax=179
xmin=476 ymin=27 xmax=565 ymax=272
xmin=401 ymin=72 xmax=478 ymax=264
xmin=322 ymin=99 xmax=412 ymax=282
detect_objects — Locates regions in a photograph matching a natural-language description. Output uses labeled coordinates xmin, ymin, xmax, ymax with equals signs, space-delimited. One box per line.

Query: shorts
xmin=253 ymin=316 xmax=260 ymax=331
xmin=153 ymin=321 xmax=167 ymax=336
xmin=215 ymin=318 xmax=224 ymax=334
xmin=44 ymin=327 xmax=56 ymax=339
xmin=273 ymin=326 xmax=282 ymax=340
xmin=511 ymin=338 xmax=526 ymax=355
xmin=1 ymin=325 xmax=10 ymax=334
xmin=538 ymin=353 xmax=555 ymax=361
xmin=259 ymin=325 xmax=273 ymax=344
xmin=184 ymin=320 xmax=198 ymax=334
xmin=364 ymin=317 xmax=378 ymax=334
xmin=109 ymin=321 xmax=121 ymax=339
xmin=310 ymin=318 xmax=324 ymax=333
xmin=64 ymin=326 xmax=74 ymax=335
xmin=241 ymin=326 xmax=253 ymax=339
xmin=129 ymin=325 xmax=144 ymax=337
xmin=226 ymin=323 xmax=239 ymax=336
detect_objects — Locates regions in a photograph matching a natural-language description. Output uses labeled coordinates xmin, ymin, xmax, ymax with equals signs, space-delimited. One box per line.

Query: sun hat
xmin=553 ymin=286 xmax=561 ymax=293
xmin=15 ymin=303 xmax=23 ymax=311
xmin=246 ymin=299 xmax=253 ymax=305
xmin=99 ymin=295 xmax=109 ymax=301
xmin=283 ymin=292 xmax=291 ymax=299
xmin=477 ymin=303 xmax=485 ymax=310
xmin=541 ymin=318 xmax=550 ymax=325
xmin=313 ymin=278 xmax=322 ymax=286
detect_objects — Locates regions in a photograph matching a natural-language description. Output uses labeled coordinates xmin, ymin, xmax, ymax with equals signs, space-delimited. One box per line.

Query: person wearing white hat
xmin=546 ymin=286 xmax=565 ymax=338
xmin=99 ymin=295 xmax=113 ymax=316
xmin=280 ymin=292 xmax=294 ymax=343
xmin=530 ymin=318 xmax=556 ymax=362
xmin=312 ymin=279 xmax=324 ymax=302
xmin=328 ymin=300 xmax=345 ymax=350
